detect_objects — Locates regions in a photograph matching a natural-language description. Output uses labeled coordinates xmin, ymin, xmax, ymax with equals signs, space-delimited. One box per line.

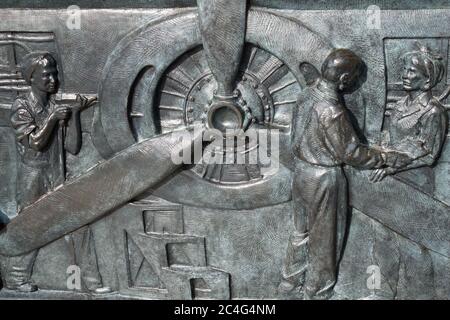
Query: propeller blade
xmin=0 ymin=127 xmax=205 ymax=257
xmin=197 ymin=0 xmax=247 ymax=97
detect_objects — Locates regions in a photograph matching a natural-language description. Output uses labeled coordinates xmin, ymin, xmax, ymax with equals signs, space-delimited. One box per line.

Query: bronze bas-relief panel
xmin=0 ymin=1 xmax=448 ymax=300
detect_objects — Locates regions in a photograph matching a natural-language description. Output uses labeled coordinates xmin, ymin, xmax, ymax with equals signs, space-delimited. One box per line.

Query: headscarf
xmin=402 ymin=43 xmax=444 ymax=89
xmin=20 ymin=51 xmax=57 ymax=85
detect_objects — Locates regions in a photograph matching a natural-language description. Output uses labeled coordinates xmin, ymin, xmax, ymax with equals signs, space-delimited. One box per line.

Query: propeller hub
xmin=207 ymin=101 xmax=243 ymax=134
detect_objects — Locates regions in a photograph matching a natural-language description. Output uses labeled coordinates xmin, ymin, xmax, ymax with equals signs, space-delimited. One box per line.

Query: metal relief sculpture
xmin=371 ymin=44 xmax=448 ymax=182
xmin=3 ymin=52 xmax=109 ymax=293
xmin=280 ymin=49 xmax=411 ymax=299
xmin=0 ymin=1 xmax=448 ymax=300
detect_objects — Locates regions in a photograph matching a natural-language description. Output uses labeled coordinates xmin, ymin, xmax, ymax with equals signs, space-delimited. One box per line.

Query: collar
xmin=408 ymin=91 xmax=432 ymax=108
xmin=400 ymin=91 xmax=432 ymax=118
xmin=26 ymin=91 xmax=45 ymax=114
xmin=312 ymin=80 xmax=340 ymax=103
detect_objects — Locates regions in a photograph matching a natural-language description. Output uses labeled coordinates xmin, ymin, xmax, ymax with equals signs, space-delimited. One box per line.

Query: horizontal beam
xmin=0 ymin=1 xmax=448 ymax=10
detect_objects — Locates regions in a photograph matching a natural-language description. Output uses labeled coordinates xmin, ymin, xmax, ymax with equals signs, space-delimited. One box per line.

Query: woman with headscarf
xmin=370 ymin=44 xmax=448 ymax=182
xmin=3 ymin=52 xmax=109 ymax=294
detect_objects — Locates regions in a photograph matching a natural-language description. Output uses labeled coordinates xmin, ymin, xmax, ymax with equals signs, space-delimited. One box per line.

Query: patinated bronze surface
xmin=0 ymin=0 xmax=448 ymax=300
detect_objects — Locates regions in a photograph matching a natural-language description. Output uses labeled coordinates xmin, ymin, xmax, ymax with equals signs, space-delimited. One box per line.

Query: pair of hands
xmin=369 ymin=167 xmax=396 ymax=182
xmin=51 ymin=95 xmax=98 ymax=121
xmin=369 ymin=150 xmax=412 ymax=183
